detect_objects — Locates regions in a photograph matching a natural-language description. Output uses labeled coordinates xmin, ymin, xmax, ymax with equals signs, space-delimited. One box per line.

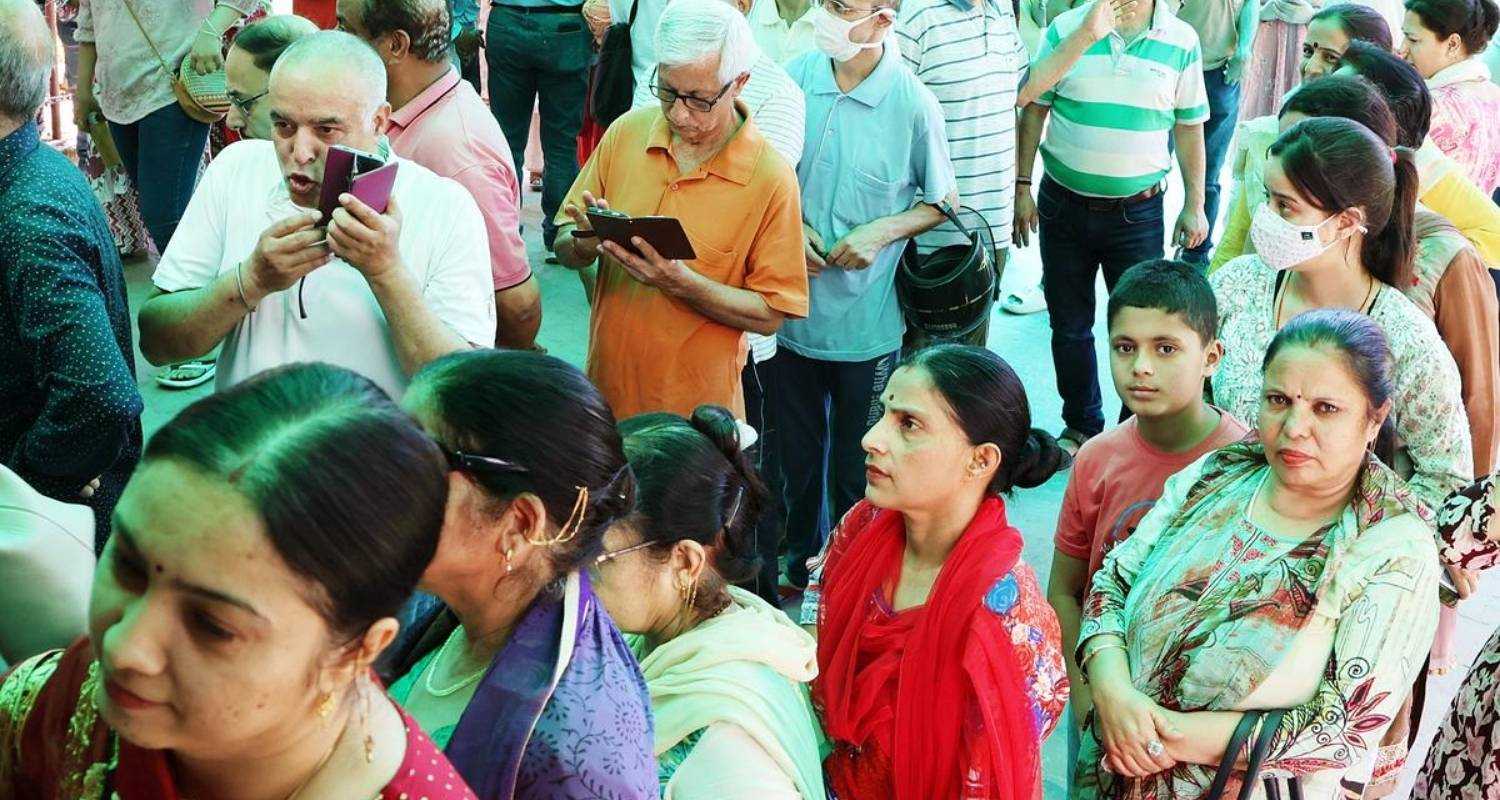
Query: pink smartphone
xmin=349 ymin=161 xmax=399 ymax=215
xmin=317 ymin=145 xmax=387 ymax=224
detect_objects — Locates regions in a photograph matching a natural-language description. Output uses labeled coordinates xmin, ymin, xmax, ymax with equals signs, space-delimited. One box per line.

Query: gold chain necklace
xmin=423 ymin=626 xmax=489 ymax=697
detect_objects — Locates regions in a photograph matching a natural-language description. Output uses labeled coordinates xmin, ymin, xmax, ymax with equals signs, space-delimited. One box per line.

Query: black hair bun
xmin=1009 ymin=428 xmax=1068 ymax=490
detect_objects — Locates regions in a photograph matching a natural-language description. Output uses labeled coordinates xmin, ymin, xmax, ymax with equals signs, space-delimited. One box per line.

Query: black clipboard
xmin=586 ymin=209 xmax=697 ymax=261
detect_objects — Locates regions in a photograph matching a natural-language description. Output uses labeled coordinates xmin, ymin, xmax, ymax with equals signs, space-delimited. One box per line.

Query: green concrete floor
xmin=123 ymin=184 xmax=1491 ymax=800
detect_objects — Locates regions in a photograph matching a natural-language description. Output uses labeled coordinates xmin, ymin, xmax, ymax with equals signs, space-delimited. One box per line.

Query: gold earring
xmin=316 ymin=690 xmax=336 ymax=719
xmin=360 ymin=679 xmax=375 ymax=763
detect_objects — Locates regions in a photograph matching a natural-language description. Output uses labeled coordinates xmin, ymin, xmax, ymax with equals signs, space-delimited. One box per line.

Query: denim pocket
xmin=1121 ymin=195 xmax=1164 ymax=225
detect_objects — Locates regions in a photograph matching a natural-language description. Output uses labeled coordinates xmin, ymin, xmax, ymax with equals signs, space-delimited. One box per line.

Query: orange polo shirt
xmin=556 ymin=104 xmax=808 ymax=419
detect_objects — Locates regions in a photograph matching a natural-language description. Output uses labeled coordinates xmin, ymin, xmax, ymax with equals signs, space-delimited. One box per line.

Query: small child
xmin=1047 ymin=260 xmax=1248 ymax=763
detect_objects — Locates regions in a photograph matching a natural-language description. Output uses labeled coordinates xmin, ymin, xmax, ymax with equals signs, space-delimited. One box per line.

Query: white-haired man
xmin=137 ymin=31 xmax=495 ymax=398
xmin=553 ymin=0 xmax=808 ymax=419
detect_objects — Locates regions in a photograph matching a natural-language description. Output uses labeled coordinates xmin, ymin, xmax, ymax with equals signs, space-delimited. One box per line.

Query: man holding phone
xmin=137 ymin=31 xmax=496 ymax=398
xmin=552 ymin=0 xmax=808 ymax=419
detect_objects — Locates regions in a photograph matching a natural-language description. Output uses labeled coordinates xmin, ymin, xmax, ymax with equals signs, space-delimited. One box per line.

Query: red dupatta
xmin=814 ymin=497 xmax=1040 ymax=800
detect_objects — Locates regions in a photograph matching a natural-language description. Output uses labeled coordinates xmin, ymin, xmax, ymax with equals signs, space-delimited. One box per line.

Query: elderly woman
xmin=1413 ymin=473 xmax=1500 ymax=797
xmin=1074 ymin=309 xmax=1441 ymax=799
xmin=381 ymin=350 xmax=655 ymax=800
xmin=1401 ymin=0 xmax=1500 ymax=193
xmin=551 ymin=0 xmax=808 ymax=420
xmin=1210 ymin=117 xmax=1472 ymax=515
xmin=591 ymin=405 xmax=826 ymax=800
xmin=0 ymin=364 xmax=476 ymax=799
xmin=800 ymin=344 xmax=1069 ymax=800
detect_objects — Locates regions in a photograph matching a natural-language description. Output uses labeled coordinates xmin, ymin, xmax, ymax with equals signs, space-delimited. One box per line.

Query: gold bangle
xmin=235 ymin=261 xmax=257 ymax=312
xmin=1080 ymin=641 xmax=1126 ymax=672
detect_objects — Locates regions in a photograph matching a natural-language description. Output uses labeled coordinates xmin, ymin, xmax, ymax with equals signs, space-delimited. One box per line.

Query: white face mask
xmin=808 ymin=4 xmax=894 ymax=62
xmin=1249 ymin=202 xmax=1363 ymax=271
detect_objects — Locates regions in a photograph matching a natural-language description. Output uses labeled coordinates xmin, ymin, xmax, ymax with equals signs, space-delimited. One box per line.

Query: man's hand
xmin=1225 ymin=48 xmax=1250 ymax=84
xmin=600 ymin=236 xmax=691 ymax=291
xmin=826 ymin=222 xmax=889 ymax=270
xmin=455 ymin=27 xmax=484 ymax=60
xmin=244 ymin=210 xmax=333 ymax=300
xmin=1172 ymin=206 xmax=1209 ymax=251
xmin=329 ymin=194 xmax=404 ymax=281
xmin=73 ymin=87 xmax=96 ymax=129
xmin=1083 ymin=0 xmax=1137 ymax=42
xmin=561 ymin=191 xmax=607 ymax=262
xmin=1014 ymin=186 xmax=1040 ymax=248
xmin=804 ymin=224 xmax=828 ymax=277
xmin=188 ymin=28 xmax=225 ymax=74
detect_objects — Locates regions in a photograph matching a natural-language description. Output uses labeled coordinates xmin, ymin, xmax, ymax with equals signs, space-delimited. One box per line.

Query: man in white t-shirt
xmin=137 ymin=31 xmax=495 ymax=399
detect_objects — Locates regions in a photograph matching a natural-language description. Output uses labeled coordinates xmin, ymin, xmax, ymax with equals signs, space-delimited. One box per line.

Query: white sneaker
xmin=1000 ymin=285 xmax=1047 ymax=315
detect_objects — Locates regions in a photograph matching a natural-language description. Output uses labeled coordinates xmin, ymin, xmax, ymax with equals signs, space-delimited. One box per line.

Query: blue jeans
xmin=1038 ymin=176 xmax=1165 ymax=436
xmin=108 ymin=101 xmax=209 ymax=252
xmin=486 ymin=5 xmax=591 ymax=249
xmin=1182 ymin=66 xmax=1242 ymax=263
xmin=768 ymin=347 xmax=899 ymax=587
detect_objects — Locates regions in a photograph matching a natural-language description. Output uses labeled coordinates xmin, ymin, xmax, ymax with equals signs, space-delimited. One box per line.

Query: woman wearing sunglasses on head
xmin=382 ymin=349 xmax=656 ymax=800
xmin=590 ymin=405 xmax=826 ymax=800
xmin=0 ymin=363 xmax=477 ymax=799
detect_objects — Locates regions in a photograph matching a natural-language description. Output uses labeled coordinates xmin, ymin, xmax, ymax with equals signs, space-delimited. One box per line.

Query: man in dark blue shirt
xmin=0 ymin=0 xmax=142 ymax=550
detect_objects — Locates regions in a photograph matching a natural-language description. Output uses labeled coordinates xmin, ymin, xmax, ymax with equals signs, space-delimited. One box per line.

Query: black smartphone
xmin=586 ymin=208 xmax=698 ymax=261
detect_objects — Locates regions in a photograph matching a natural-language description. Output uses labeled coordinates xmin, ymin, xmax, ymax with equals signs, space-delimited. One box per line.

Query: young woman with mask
xmin=1401 ymin=0 xmax=1500 ymax=193
xmin=800 ymin=344 xmax=1070 ymax=800
xmin=1208 ymin=4 xmax=1393 ymax=273
xmin=1074 ymin=309 xmax=1441 ymax=799
xmin=1209 ymin=116 xmax=1472 ymax=518
xmin=0 ymin=363 xmax=477 ymax=799
xmin=382 ymin=349 xmax=656 ymax=800
xmin=591 ymin=405 xmax=826 ymax=800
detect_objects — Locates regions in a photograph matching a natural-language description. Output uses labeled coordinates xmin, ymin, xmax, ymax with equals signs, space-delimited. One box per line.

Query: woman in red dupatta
xmin=808 ymin=345 xmax=1072 ymax=800
xmin=0 ymin=365 xmax=477 ymax=800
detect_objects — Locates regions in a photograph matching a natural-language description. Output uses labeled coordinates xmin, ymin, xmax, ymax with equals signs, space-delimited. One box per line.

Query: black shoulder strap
xmin=1204 ymin=710 xmax=1261 ymax=800
xmin=1238 ymin=709 xmax=1287 ymax=800
xmin=627 ymin=0 xmax=639 ymax=26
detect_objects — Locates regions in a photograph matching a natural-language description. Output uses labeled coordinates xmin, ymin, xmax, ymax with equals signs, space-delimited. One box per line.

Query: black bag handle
xmin=626 ymin=0 xmax=638 ymax=26
xmin=1204 ymin=711 xmax=1261 ymax=800
xmin=1241 ymin=710 xmax=1286 ymax=800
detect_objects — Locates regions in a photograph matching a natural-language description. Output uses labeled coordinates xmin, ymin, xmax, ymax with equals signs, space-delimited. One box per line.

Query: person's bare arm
xmin=1047 ymin=552 xmax=1093 ymax=727
xmin=600 ymin=238 xmax=786 ymax=335
xmin=824 ymin=203 xmax=948 ymax=269
xmin=1019 ymin=0 xmax=1136 ymax=107
xmin=1013 ymin=103 xmax=1050 ymax=247
xmin=72 ymin=42 xmax=97 ymax=128
xmin=1172 ymin=122 xmax=1209 ymax=250
xmin=494 ymin=275 xmax=543 ymax=349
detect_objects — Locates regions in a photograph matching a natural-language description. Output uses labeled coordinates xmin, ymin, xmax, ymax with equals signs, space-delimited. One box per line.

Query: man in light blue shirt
xmin=773 ymin=0 xmax=955 ymax=588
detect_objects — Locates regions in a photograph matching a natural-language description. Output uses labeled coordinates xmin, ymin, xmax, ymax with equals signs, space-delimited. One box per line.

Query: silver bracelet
xmin=235 ymin=261 xmax=257 ymax=312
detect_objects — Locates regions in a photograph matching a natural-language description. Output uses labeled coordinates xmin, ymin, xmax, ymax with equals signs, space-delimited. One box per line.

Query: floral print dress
xmin=1414 ymin=474 xmax=1500 ymax=798
xmin=1209 ymin=254 xmax=1474 ymax=515
xmin=1074 ymin=444 xmax=1441 ymax=800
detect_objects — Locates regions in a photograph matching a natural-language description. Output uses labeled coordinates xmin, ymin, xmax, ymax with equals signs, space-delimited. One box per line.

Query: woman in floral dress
xmin=1413 ymin=474 xmax=1500 ymax=798
xmin=1074 ymin=309 xmax=1441 ymax=800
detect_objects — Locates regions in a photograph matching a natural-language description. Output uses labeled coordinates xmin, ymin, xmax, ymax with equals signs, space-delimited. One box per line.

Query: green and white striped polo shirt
xmin=1034 ymin=1 xmax=1209 ymax=198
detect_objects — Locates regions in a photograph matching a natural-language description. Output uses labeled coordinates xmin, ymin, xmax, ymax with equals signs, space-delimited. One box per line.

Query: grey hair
xmin=362 ymin=0 xmax=452 ymax=62
xmin=0 ymin=0 xmax=54 ymax=122
xmin=269 ymin=30 xmax=388 ymax=117
xmin=654 ymin=0 xmax=758 ymax=84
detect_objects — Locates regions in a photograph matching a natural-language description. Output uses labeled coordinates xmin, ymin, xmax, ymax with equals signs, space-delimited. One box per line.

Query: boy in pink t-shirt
xmin=1046 ymin=260 xmax=1248 ymax=740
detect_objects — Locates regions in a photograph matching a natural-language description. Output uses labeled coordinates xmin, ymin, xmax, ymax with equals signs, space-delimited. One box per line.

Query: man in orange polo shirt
xmin=552 ymin=0 xmax=808 ymax=419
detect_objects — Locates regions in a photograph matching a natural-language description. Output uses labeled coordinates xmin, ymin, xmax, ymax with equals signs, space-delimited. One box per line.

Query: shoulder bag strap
xmin=1238 ymin=709 xmax=1288 ymax=800
xmin=119 ymin=0 xmax=176 ymax=80
xmin=627 ymin=0 xmax=638 ymax=25
xmin=1204 ymin=710 xmax=1262 ymax=800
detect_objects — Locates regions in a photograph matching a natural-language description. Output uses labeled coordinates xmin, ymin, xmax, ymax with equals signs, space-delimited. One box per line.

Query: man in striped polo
xmin=1015 ymin=0 xmax=1208 ymax=454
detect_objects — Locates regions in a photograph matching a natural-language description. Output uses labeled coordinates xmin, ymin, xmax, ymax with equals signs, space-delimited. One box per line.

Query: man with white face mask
xmin=773 ymin=0 xmax=956 ymax=590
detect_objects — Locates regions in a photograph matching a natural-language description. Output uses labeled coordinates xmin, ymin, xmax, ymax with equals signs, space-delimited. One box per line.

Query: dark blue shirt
xmin=0 ymin=121 xmax=141 ymax=549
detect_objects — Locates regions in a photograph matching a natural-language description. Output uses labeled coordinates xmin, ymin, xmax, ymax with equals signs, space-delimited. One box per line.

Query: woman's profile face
xmin=89 ymin=460 xmax=341 ymax=760
xmin=1258 ymin=345 xmax=1385 ymax=494
xmin=860 ymin=366 xmax=984 ymax=512
xmin=1400 ymin=9 xmax=1459 ymax=78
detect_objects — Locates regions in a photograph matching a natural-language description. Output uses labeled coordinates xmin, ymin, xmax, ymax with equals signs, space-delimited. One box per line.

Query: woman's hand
xmin=189 ymin=28 xmax=225 ymax=74
xmin=1093 ymin=679 xmax=1183 ymax=777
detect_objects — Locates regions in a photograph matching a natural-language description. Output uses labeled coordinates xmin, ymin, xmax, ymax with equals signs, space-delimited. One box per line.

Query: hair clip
xmin=724 ymin=485 xmax=746 ymax=528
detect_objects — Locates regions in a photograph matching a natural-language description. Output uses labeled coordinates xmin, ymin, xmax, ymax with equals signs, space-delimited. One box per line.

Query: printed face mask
xmin=808 ymin=4 xmax=894 ymax=62
xmin=1249 ymin=202 xmax=1362 ymax=271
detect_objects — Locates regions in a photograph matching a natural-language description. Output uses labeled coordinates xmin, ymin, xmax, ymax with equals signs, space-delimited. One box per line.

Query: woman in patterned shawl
xmin=1074 ymin=310 xmax=1441 ymax=800
xmin=381 ymin=349 xmax=656 ymax=800
xmin=0 ymin=363 xmax=478 ymax=799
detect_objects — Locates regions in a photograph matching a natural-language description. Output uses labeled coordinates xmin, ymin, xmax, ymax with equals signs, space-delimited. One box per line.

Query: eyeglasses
xmin=648 ymin=69 xmax=736 ymax=113
xmin=593 ymin=540 xmax=657 ymax=566
xmin=440 ymin=445 xmax=531 ymax=477
xmin=821 ymin=0 xmax=892 ymax=18
xmin=227 ymin=89 xmax=268 ymax=118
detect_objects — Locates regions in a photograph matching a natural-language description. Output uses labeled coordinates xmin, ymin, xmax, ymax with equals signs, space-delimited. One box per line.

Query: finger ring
xmin=1146 ymin=740 xmax=1165 ymax=758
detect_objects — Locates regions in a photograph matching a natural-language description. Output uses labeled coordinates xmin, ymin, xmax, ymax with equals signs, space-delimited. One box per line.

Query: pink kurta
xmin=1428 ymin=59 xmax=1500 ymax=196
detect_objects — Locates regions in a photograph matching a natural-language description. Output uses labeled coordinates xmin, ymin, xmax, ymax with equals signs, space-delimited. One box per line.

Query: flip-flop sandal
xmin=154 ymin=358 xmax=216 ymax=390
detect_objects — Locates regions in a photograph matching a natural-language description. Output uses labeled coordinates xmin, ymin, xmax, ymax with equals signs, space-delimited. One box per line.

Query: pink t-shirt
xmin=1053 ymin=408 xmax=1249 ymax=585
xmin=387 ymin=69 xmax=531 ymax=291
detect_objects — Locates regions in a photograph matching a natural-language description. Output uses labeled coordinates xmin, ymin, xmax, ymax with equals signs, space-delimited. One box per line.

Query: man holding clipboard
xmin=552 ymin=0 xmax=808 ymax=419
